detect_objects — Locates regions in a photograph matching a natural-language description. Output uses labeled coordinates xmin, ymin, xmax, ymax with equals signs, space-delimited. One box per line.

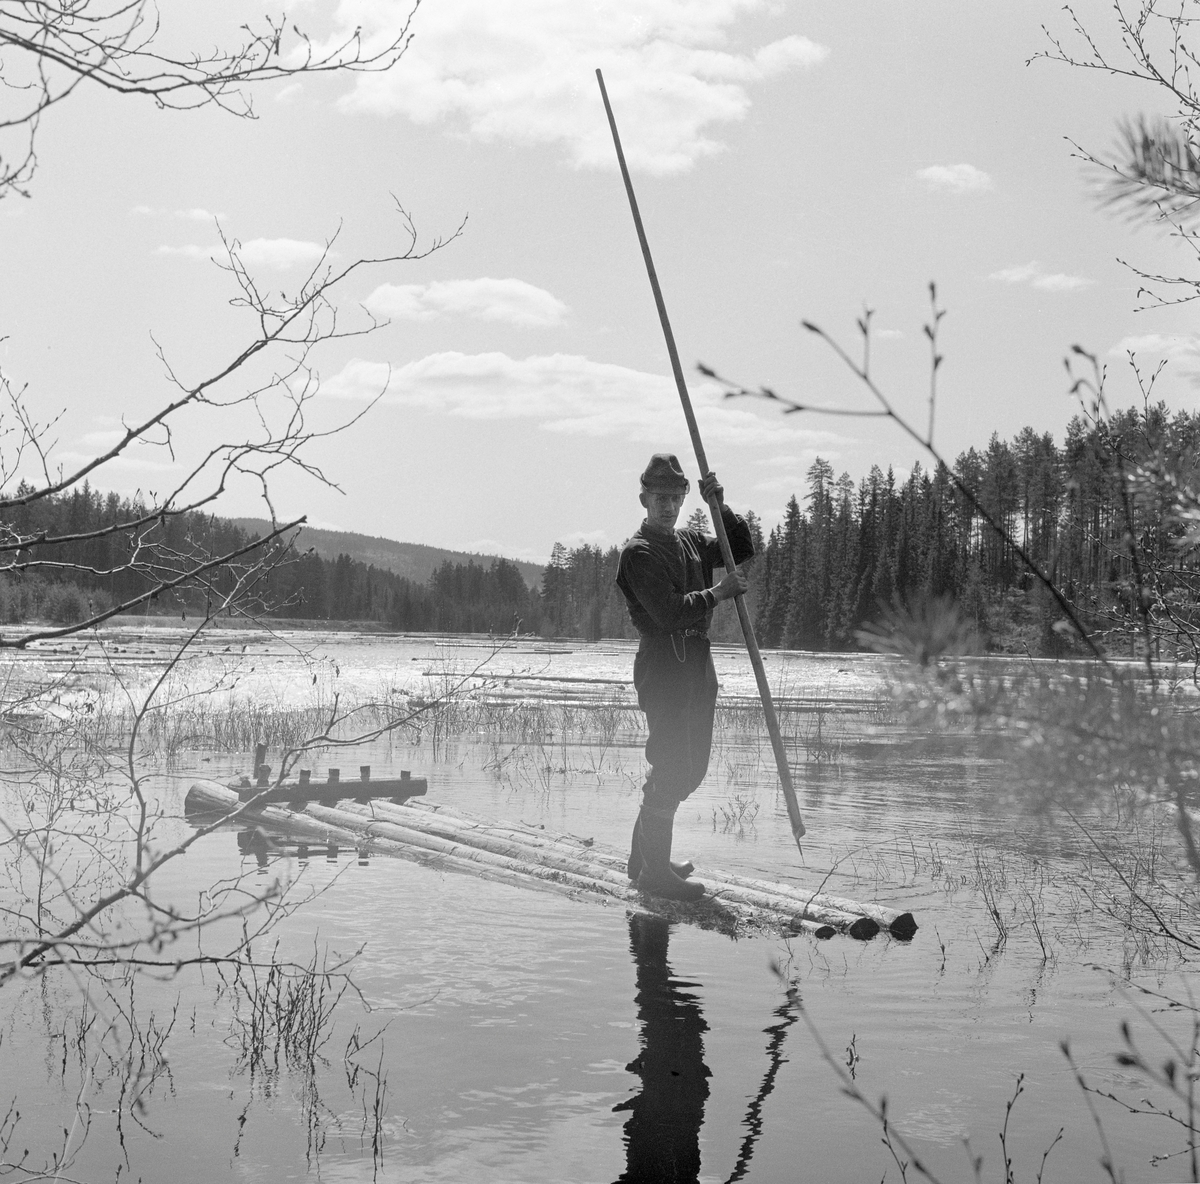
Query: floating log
xmin=376 ymin=802 xmax=911 ymax=939
xmin=697 ymin=873 xmax=917 ymax=941
xmin=354 ymin=800 xmax=878 ymax=939
xmin=183 ymin=780 xmax=916 ymax=943
xmin=191 ymin=786 xmax=803 ymax=939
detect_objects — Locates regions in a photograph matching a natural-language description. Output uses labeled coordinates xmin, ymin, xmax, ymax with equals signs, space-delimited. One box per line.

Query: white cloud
xmin=79 ymin=429 xmax=125 ymax=449
xmin=274 ymin=82 xmax=303 ymax=104
xmin=364 ymin=278 xmax=567 ymax=327
xmin=237 ymin=238 xmax=330 ymax=270
xmin=546 ymin=530 xmax=611 ymax=552
xmin=750 ymin=466 xmax=828 ymax=496
xmin=57 ymin=429 xmax=179 ymax=473
xmin=989 ymin=260 xmax=1093 ymax=291
xmin=917 ymin=163 xmax=994 ymax=194
xmin=1032 ymin=272 xmax=1092 ymax=292
xmin=749 ymin=452 xmax=850 ymax=491
xmin=52 ymin=450 xmax=179 ymax=474
xmin=326 ymin=1 xmax=828 ymax=174
xmin=462 ymin=537 xmax=563 ymax=562
xmin=132 ymin=205 xmax=223 ymax=220
xmin=1109 ymin=333 xmax=1200 ymax=360
xmin=989 ymin=261 xmax=1040 ymax=284
xmin=322 ymin=351 xmax=846 ymax=453
xmin=156 ymin=238 xmax=330 ymax=270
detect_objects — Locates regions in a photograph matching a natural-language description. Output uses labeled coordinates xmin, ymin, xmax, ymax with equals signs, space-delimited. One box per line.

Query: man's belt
xmin=641 ymin=627 xmax=708 ymax=640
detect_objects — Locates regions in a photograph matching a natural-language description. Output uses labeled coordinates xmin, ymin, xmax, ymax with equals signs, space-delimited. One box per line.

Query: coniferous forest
xmin=538 ymin=405 xmax=1200 ymax=657
xmin=0 ymin=481 xmax=538 ymax=636
xmin=7 ymin=404 xmax=1200 ymax=657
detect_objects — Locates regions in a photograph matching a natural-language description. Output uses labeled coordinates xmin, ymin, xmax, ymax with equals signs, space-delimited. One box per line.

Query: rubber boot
xmin=635 ymin=804 xmax=705 ymax=902
xmin=626 ymin=813 xmax=695 ymax=882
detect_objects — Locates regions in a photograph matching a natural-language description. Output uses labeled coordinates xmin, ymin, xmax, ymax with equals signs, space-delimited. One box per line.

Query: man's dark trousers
xmin=634 ymin=634 xmax=718 ymax=809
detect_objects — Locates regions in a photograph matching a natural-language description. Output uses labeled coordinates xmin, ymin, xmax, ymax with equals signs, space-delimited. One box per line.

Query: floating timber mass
xmin=185 ymin=779 xmax=917 ymax=944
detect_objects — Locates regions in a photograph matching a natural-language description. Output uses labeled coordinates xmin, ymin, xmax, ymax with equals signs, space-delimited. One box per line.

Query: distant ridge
xmin=231 ymin=519 xmax=545 ymax=590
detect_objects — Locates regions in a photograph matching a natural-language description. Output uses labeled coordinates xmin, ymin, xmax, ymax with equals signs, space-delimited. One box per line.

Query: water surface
xmin=0 ymin=630 xmax=1192 ymax=1182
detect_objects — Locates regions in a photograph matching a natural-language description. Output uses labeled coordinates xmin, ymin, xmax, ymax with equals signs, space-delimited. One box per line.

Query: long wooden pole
xmin=595 ymin=68 xmax=805 ymax=844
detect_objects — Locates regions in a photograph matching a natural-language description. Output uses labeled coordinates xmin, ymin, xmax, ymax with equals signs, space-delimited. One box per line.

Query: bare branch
xmin=0 ymin=2 xmax=423 ymax=198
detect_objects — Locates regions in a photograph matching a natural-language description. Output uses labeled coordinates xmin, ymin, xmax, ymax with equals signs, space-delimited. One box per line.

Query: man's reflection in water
xmin=613 ymin=913 xmax=710 ymax=1184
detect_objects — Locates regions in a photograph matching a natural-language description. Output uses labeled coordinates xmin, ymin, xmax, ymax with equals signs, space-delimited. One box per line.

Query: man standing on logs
xmin=616 ymin=453 xmax=753 ymax=902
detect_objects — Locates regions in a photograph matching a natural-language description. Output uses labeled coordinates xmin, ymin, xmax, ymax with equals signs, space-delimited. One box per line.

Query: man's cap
xmin=640 ymin=453 xmax=690 ymax=492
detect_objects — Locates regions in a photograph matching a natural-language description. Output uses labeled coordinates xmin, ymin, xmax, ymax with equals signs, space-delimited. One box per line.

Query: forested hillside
xmin=0 ymin=484 xmax=541 ymax=634
xmin=230 ymin=518 xmax=543 ymax=589
xmin=5 ymin=404 xmax=1197 ymax=656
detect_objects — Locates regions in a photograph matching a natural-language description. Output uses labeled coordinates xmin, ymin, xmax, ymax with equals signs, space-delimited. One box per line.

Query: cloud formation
xmin=363 ymin=278 xmax=567 ymax=326
xmin=322 ymin=351 xmax=845 ymax=453
xmin=988 ymin=261 xmax=1093 ymax=292
xmin=236 ymin=238 xmax=330 ymax=270
xmin=328 ymin=0 xmax=828 ymax=174
xmin=1109 ymin=333 xmax=1200 ymax=360
xmin=917 ymin=163 xmax=994 ymax=194
xmin=156 ymin=237 xmax=330 ymax=270
xmin=53 ymin=447 xmax=178 ymax=475
xmin=131 ymin=205 xmax=222 ymax=221
xmin=468 ymin=533 xmax=598 ymax=561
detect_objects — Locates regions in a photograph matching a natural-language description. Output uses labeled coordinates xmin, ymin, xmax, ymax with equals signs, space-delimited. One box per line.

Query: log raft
xmin=183 ymin=779 xmax=916 ymax=943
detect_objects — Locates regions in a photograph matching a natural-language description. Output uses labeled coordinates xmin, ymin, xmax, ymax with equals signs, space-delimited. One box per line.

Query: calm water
xmin=0 ymin=629 xmax=1194 ymax=1182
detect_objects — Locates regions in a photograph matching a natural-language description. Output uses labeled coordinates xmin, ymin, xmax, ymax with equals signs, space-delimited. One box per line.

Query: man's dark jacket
xmin=616 ymin=505 xmax=754 ymax=804
xmin=615 ymin=506 xmax=753 ymax=638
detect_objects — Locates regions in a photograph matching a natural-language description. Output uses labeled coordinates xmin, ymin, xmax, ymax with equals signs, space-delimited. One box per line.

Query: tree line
xmin=542 ymin=404 xmax=1200 ymax=657
xmin=0 ymin=481 xmax=541 ymax=635
xmin=7 ymin=402 xmax=1199 ymax=655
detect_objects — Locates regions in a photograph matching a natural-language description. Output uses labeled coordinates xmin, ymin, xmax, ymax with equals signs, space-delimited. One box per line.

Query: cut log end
xmin=847 ymin=915 xmax=881 ymax=941
xmin=888 ymin=913 xmax=919 ymax=942
xmin=788 ymin=918 xmax=835 ymax=941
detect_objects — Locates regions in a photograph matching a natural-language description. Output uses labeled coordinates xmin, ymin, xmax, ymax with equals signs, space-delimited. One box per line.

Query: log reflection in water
xmin=614 ymin=914 xmax=710 ymax=1183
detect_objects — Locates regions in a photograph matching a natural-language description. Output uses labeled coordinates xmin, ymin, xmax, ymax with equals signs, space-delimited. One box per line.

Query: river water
xmin=0 ymin=627 xmax=1195 ymax=1183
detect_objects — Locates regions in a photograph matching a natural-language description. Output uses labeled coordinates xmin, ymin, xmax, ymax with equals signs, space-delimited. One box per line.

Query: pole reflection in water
xmin=614 ymin=914 xmax=710 ymax=1184
xmin=723 ymin=985 xmax=802 ymax=1183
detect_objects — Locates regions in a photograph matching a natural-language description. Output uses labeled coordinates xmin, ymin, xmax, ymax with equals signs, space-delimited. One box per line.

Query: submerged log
xmin=183 ymin=780 xmax=915 ymax=943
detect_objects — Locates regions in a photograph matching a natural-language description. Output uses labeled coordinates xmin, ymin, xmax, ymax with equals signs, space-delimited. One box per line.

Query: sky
xmin=1 ymin=0 xmax=1198 ymax=566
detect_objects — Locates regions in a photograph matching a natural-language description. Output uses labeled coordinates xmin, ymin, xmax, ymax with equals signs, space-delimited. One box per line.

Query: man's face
xmin=641 ymin=486 xmax=687 ymax=531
